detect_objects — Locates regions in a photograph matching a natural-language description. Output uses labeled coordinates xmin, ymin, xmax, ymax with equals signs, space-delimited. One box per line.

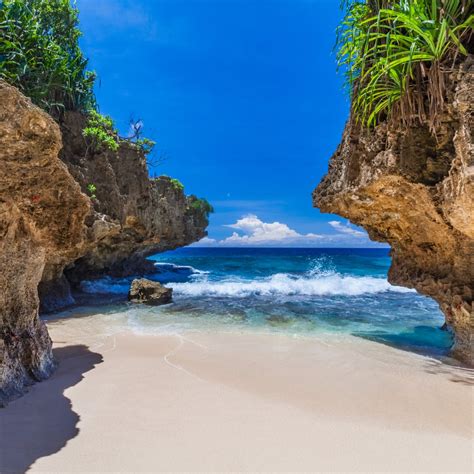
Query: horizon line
xmin=183 ymin=246 xmax=391 ymax=250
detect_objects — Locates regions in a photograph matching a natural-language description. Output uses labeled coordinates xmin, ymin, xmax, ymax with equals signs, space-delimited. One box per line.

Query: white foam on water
xmin=79 ymin=262 xmax=414 ymax=298
xmin=154 ymin=262 xmax=209 ymax=275
xmin=171 ymin=272 xmax=414 ymax=297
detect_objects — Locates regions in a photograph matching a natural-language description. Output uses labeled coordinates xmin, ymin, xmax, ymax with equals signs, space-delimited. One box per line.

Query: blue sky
xmin=77 ymin=0 xmax=383 ymax=247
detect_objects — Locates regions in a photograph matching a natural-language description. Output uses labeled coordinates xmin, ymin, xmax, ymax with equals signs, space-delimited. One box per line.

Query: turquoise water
xmin=80 ymin=248 xmax=452 ymax=356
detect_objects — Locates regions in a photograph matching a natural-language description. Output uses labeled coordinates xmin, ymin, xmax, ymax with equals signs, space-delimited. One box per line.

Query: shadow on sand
xmin=0 ymin=344 xmax=102 ymax=473
xmin=353 ymin=328 xmax=474 ymax=386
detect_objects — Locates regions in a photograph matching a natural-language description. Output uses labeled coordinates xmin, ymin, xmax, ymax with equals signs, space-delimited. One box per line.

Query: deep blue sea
xmin=78 ymin=247 xmax=453 ymax=356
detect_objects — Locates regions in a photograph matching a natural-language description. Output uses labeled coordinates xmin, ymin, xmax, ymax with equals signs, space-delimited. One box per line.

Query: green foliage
xmin=337 ymin=0 xmax=473 ymax=131
xmin=154 ymin=175 xmax=185 ymax=191
xmin=170 ymin=178 xmax=184 ymax=192
xmin=83 ymin=110 xmax=119 ymax=152
xmin=188 ymin=197 xmax=214 ymax=217
xmin=86 ymin=183 xmax=96 ymax=199
xmin=135 ymin=137 xmax=156 ymax=155
xmin=0 ymin=0 xmax=96 ymax=114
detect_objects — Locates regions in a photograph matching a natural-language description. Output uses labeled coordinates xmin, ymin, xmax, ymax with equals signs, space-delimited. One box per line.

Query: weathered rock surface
xmin=313 ymin=57 xmax=474 ymax=365
xmin=128 ymin=279 xmax=173 ymax=305
xmin=58 ymin=111 xmax=208 ymax=286
xmin=42 ymin=111 xmax=208 ymax=304
xmin=0 ymin=80 xmax=209 ymax=404
xmin=0 ymin=81 xmax=90 ymax=404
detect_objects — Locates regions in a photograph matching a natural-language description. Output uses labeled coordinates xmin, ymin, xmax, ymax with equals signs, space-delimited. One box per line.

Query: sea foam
xmin=80 ymin=262 xmax=413 ymax=297
xmin=171 ymin=272 xmax=413 ymax=297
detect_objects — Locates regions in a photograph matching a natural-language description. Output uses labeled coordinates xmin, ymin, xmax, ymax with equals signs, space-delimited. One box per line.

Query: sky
xmin=77 ymin=0 xmax=384 ymax=247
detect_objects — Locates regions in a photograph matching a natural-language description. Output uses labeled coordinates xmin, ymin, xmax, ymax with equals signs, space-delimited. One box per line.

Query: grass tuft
xmin=337 ymin=0 xmax=473 ymax=132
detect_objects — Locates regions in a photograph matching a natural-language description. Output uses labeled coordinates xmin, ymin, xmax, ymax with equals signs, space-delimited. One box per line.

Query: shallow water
xmin=73 ymin=247 xmax=453 ymax=357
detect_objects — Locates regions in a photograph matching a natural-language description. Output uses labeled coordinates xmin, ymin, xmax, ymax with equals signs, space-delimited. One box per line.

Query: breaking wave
xmin=172 ymin=272 xmax=413 ymax=297
xmin=79 ymin=259 xmax=413 ymax=298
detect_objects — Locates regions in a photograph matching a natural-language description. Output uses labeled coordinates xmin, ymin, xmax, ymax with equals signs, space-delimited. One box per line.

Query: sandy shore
xmin=1 ymin=316 xmax=473 ymax=473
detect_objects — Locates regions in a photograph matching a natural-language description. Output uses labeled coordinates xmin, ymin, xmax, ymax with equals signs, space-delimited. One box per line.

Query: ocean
xmin=75 ymin=247 xmax=453 ymax=357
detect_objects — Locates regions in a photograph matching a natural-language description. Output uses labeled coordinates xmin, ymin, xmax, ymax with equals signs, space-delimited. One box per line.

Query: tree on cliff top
xmin=0 ymin=0 xmax=96 ymax=115
xmin=338 ymin=0 xmax=473 ymax=132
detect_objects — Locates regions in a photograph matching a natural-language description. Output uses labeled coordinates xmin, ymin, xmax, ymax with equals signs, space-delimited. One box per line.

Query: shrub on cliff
xmin=170 ymin=178 xmax=185 ymax=192
xmin=0 ymin=0 xmax=96 ymax=115
xmin=338 ymin=0 xmax=473 ymax=132
xmin=188 ymin=197 xmax=214 ymax=217
xmin=83 ymin=110 xmax=119 ymax=152
xmin=156 ymin=176 xmax=185 ymax=192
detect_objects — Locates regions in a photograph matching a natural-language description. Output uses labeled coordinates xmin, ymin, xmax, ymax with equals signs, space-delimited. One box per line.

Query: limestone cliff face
xmin=0 ymin=81 xmax=208 ymax=404
xmin=0 ymin=81 xmax=90 ymax=404
xmin=40 ymin=111 xmax=207 ymax=308
xmin=314 ymin=57 xmax=473 ymax=365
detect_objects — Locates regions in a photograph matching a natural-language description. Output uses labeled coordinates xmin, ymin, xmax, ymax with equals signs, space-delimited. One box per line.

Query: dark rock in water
xmin=128 ymin=279 xmax=173 ymax=306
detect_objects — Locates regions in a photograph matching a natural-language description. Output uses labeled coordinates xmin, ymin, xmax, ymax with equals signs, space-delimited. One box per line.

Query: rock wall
xmin=0 ymin=81 xmax=208 ymax=404
xmin=313 ymin=57 xmax=473 ymax=365
xmin=0 ymin=81 xmax=90 ymax=404
xmin=42 ymin=111 xmax=208 ymax=302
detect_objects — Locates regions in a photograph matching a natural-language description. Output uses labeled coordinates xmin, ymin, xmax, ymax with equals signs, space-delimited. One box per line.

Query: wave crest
xmin=171 ymin=273 xmax=413 ymax=297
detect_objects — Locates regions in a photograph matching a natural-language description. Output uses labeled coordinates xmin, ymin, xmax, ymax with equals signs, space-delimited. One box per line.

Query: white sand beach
xmin=1 ymin=315 xmax=473 ymax=473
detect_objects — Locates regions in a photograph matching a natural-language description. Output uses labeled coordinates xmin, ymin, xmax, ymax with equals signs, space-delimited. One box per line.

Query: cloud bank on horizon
xmin=194 ymin=214 xmax=383 ymax=248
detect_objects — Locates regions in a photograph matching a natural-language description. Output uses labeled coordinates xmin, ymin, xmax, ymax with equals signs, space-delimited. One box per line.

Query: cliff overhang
xmin=313 ymin=57 xmax=474 ymax=365
xmin=0 ymin=81 xmax=209 ymax=404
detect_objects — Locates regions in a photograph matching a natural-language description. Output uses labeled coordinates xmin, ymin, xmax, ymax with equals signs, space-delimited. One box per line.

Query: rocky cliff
xmin=0 ymin=81 xmax=208 ymax=404
xmin=314 ymin=57 xmax=473 ymax=365
xmin=41 ymin=111 xmax=208 ymax=310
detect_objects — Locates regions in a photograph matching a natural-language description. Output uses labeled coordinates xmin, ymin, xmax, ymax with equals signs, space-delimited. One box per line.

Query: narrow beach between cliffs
xmin=2 ymin=312 xmax=472 ymax=473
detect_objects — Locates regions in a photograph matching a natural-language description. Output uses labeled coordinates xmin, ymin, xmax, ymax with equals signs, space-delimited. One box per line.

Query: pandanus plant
xmin=0 ymin=0 xmax=96 ymax=115
xmin=337 ymin=0 xmax=473 ymax=132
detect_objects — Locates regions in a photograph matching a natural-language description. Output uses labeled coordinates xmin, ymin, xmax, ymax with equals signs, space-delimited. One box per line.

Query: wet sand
xmin=1 ymin=316 xmax=473 ymax=473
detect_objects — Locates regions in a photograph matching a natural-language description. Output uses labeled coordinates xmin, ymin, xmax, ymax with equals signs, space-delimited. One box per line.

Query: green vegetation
xmin=0 ymin=1 xmax=157 ymax=154
xmin=158 ymin=176 xmax=185 ymax=191
xmin=134 ymin=137 xmax=156 ymax=155
xmin=188 ymin=197 xmax=214 ymax=217
xmin=86 ymin=183 xmax=97 ymax=199
xmin=170 ymin=178 xmax=184 ymax=192
xmin=0 ymin=0 xmax=208 ymax=210
xmin=125 ymin=119 xmax=156 ymax=155
xmin=83 ymin=110 xmax=119 ymax=152
xmin=0 ymin=0 xmax=96 ymax=115
xmin=337 ymin=0 xmax=473 ymax=131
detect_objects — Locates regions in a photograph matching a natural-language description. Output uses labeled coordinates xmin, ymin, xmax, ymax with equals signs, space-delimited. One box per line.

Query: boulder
xmin=128 ymin=279 xmax=173 ymax=306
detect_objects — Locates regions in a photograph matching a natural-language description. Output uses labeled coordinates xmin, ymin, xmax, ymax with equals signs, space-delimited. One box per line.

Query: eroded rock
xmin=128 ymin=279 xmax=173 ymax=305
xmin=0 ymin=80 xmax=209 ymax=403
xmin=313 ymin=57 xmax=474 ymax=365
xmin=0 ymin=81 xmax=90 ymax=404
xmin=58 ymin=111 xmax=208 ymax=286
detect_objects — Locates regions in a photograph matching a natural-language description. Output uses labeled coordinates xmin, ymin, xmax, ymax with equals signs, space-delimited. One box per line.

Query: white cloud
xmin=195 ymin=237 xmax=217 ymax=246
xmin=328 ymin=220 xmax=365 ymax=238
xmin=192 ymin=215 xmax=381 ymax=248
xmin=225 ymin=215 xmax=301 ymax=242
xmin=199 ymin=214 xmax=323 ymax=246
